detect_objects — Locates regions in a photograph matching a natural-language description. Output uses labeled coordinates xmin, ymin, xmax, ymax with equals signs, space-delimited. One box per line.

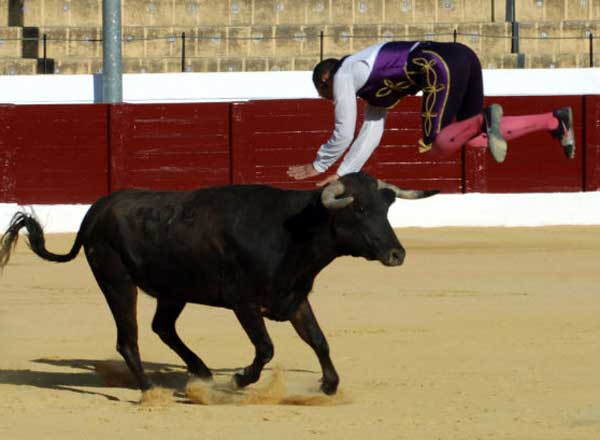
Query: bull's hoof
xmin=233 ymin=373 xmax=249 ymax=388
xmin=320 ymin=380 xmax=338 ymax=395
xmin=233 ymin=370 xmax=257 ymax=388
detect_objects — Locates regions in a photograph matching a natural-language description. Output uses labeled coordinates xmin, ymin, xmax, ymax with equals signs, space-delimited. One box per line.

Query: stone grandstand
xmin=0 ymin=0 xmax=598 ymax=75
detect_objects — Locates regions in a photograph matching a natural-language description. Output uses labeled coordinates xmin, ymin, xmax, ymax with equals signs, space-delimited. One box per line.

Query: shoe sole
xmin=487 ymin=104 xmax=507 ymax=163
xmin=561 ymin=107 xmax=575 ymax=159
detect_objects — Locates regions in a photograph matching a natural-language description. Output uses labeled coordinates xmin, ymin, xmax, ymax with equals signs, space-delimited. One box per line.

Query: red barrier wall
xmin=357 ymin=98 xmax=462 ymax=192
xmin=465 ymin=96 xmax=584 ymax=193
xmin=11 ymin=104 xmax=109 ymax=204
xmin=0 ymin=105 xmax=16 ymax=202
xmin=1 ymin=97 xmax=599 ymax=205
xmin=110 ymin=103 xmax=231 ymax=192
xmin=585 ymin=95 xmax=600 ymax=191
xmin=231 ymin=99 xmax=333 ymax=188
xmin=232 ymin=98 xmax=462 ymax=192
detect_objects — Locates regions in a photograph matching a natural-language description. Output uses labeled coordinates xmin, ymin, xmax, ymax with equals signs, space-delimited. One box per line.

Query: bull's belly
xmin=135 ymin=276 xmax=307 ymax=321
xmin=133 ymin=271 xmax=230 ymax=308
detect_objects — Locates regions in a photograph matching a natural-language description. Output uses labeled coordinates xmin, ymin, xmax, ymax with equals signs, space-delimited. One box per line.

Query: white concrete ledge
xmin=388 ymin=192 xmax=600 ymax=228
xmin=2 ymin=192 xmax=600 ymax=233
xmin=1 ymin=69 xmax=599 ymax=105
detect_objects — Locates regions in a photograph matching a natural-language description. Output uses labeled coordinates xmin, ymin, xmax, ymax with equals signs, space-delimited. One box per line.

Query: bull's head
xmin=321 ymin=173 xmax=437 ymax=266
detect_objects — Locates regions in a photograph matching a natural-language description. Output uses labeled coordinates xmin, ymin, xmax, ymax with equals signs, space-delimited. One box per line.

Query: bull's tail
xmin=0 ymin=212 xmax=83 ymax=270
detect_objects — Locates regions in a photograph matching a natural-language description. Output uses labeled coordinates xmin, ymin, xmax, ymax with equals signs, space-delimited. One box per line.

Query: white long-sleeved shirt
xmin=312 ymin=43 xmax=389 ymax=176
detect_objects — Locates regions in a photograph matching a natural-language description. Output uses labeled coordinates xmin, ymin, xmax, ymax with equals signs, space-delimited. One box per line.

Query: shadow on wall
xmin=8 ymin=0 xmax=22 ymax=26
xmin=8 ymin=1 xmax=55 ymax=73
xmin=93 ymin=74 xmax=104 ymax=103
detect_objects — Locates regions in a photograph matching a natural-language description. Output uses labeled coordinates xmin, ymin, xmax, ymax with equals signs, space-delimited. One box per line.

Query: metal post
xmin=506 ymin=0 xmax=522 ymax=66
xmin=590 ymin=33 xmax=594 ymax=68
xmin=320 ymin=30 xmax=324 ymax=61
xmin=102 ymin=0 xmax=123 ymax=103
xmin=181 ymin=32 xmax=186 ymax=72
xmin=506 ymin=0 xmax=515 ymax=22
xmin=453 ymin=29 xmax=457 ymax=43
xmin=509 ymin=0 xmax=519 ymax=54
xmin=511 ymin=20 xmax=519 ymax=53
xmin=42 ymin=33 xmax=47 ymax=74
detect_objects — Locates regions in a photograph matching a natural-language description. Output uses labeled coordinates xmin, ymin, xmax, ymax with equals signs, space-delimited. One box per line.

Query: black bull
xmin=0 ymin=172 xmax=437 ymax=395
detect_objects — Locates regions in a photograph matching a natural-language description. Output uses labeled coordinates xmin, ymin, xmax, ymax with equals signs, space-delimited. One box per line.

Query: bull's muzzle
xmin=382 ymin=247 xmax=405 ymax=266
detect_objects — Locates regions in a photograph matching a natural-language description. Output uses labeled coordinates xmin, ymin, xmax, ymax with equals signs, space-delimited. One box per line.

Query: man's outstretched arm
xmin=287 ymin=71 xmax=357 ymax=183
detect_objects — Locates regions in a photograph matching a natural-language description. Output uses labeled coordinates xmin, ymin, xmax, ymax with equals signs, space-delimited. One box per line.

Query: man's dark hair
xmin=312 ymin=58 xmax=340 ymax=87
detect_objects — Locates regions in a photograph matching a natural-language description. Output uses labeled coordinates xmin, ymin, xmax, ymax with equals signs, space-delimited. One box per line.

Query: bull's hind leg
xmin=86 ymin=246 xmax=152 ymax=391
xmin=152 ymin=297 xmax=212 ymax=379
xmin=233 ymin=305 xmax=274 ymax=388
xmin=290 ymin=299 xmax=339 ymax=395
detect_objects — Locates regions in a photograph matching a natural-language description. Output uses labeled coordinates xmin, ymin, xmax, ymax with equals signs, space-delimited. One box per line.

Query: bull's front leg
xmin=290 ymin=299 xmax=339 ymax=395
xmin=233 ymin=305 xmax=274 ymax=388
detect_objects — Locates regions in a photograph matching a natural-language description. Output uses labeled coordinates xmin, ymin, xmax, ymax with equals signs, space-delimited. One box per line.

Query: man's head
xmin=312 ymin=58 xmax=339 ymax=100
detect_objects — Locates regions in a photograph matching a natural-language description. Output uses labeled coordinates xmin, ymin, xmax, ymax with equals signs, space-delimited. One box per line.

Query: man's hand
xmin=287 ymin=164 xmax=320 ymax=180
xmin=287 ymin=164 xmax=339 ymax=187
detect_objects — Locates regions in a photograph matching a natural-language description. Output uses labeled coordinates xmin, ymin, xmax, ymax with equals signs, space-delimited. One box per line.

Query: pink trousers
xmin=430 ymin=112 xmax=559 ymax=158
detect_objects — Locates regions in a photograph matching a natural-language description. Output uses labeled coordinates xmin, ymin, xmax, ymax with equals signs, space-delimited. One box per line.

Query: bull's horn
xmin=377 ymin=179 xmax=439 ymax=200
xmin=321 ymin=181 xmax=354 ymax=209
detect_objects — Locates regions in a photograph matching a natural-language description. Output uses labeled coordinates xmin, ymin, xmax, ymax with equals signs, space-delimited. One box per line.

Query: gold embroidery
xmin=382 ymin=63 xmax=421 ymax=109
xmin=403 ymin=63 xmax=419 ymax=86
xmin=385 ymin=99 xmax=403 ymax=110
xmin=373 ymin=64 xmax=420 ymax=108
xmin=418 ymin=138 xmax=432 ymax=153
xmin=410 ymin=56 xmax=446 ymax=139
xmin=371 ymin=49 xmax=451 ymax=130
xmin=375 ymin=78 xmax=415 ymax=98
xmin=414 ymin=51 xmax=452 ymax=140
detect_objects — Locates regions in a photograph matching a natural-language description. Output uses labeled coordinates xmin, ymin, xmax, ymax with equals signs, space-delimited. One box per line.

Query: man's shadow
xmin=0 ymin=358 xmax=317 ymax=403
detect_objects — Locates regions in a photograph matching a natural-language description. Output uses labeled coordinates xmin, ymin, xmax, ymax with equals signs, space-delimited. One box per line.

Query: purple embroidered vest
xmin=356 ymin=42 xmax=421 ymax=108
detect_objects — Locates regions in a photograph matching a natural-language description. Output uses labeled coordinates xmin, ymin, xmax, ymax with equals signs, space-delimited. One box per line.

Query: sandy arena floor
xmin=1 ymin=227 xmax=600 ymax=439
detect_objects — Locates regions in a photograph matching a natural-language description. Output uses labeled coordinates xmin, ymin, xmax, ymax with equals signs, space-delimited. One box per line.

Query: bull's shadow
xmin=0 ymin=358 xmax=191 ymax=402
xmin=0 ymin=358 xmax=318 ymax=402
